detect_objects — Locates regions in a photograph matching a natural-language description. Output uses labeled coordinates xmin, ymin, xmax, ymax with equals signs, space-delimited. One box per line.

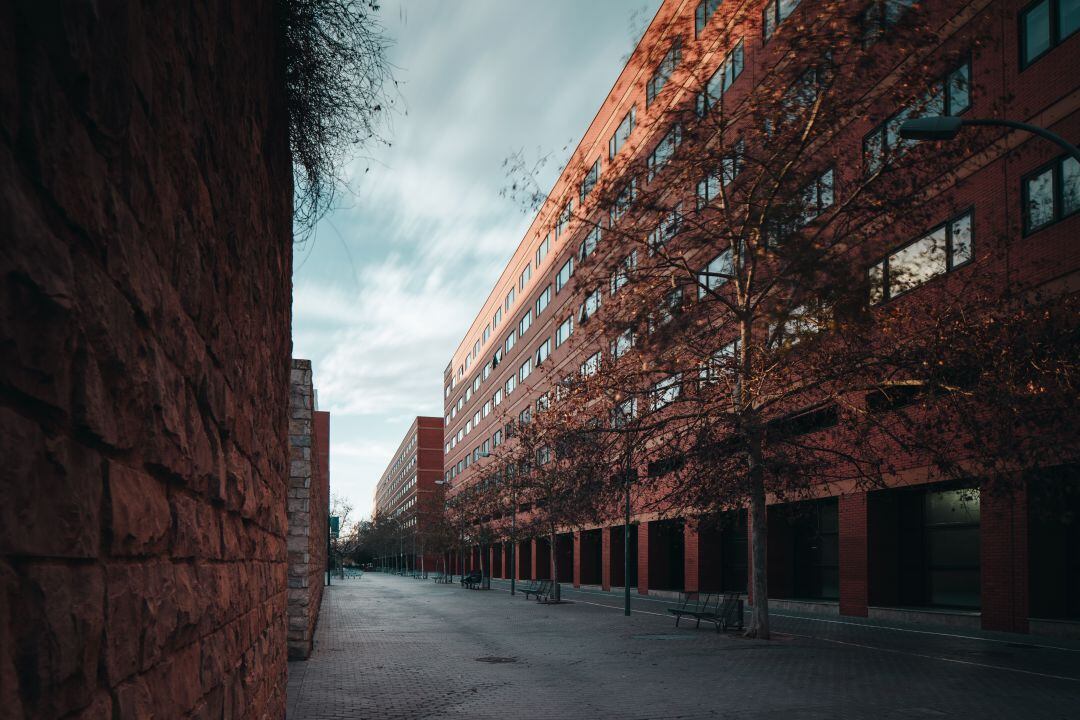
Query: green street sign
xmin=329 ymin=516 xmax=340 ymax=539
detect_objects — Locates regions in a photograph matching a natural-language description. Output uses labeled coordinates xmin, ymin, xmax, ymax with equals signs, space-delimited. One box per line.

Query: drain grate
xmin=475 ymin=656 xmax=518 ymax=663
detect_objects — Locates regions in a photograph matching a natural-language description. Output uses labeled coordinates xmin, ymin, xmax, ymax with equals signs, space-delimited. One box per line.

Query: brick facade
xmin=0 ymin=1 xmax=292 ymax=715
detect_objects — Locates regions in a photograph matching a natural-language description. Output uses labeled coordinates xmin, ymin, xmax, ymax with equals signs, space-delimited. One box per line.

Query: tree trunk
xmin=746 ymin=463 xmax=770 ymax=639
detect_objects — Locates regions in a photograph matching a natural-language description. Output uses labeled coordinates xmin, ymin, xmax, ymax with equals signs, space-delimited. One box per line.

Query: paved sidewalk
xmin=286 ymin=573 xmax=1080 ymax=719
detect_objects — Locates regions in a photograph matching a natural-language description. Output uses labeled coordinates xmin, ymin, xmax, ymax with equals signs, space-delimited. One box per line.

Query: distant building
xmin=373 ymin=416 xmax=445 ymax=572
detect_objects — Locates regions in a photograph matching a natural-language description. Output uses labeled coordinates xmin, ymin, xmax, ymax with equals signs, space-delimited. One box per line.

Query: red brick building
xmin=443 ymin=0 xmax=1078 ymax=636
xmin=373 ymin=416 xmax=445 ymax=573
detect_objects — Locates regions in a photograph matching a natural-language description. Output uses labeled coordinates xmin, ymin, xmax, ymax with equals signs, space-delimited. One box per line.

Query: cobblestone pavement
xmin=286 ymin=573 xmax=1080 ymax=720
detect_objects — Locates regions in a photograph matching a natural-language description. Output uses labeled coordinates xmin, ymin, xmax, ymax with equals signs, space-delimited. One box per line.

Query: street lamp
xmin=899 ymin=116 xmax=1080 ymax=163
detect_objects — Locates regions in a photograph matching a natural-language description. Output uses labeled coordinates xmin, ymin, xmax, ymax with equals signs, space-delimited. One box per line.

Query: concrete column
xmin=637 ymin=521 xmax=650 ymax=595
xmin=981 ymin=481 xmax=1029 ymax=633
xmin=683 ymin=518 xmax=700 ymax=594
xmin=839 ymin=492 xmax=870 ymax=617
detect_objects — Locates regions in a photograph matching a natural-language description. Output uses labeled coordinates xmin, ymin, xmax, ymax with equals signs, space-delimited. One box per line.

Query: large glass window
xmin=695 ymin=0 xmax=723 ymax=36
xmin=860 ymin=0 xmax=917 ymax=46
xmin=535 ymin=338 xmax=551 ymax=366
xmin=647 ymin=124 xmax=682 ymax=181
xmin=697 ymin=40 xmax=744 ymax=116
xmin=519 ymin=358 xmax=532 ymax=383
xmin=535 ymin=285 xmax=551 ymax=316
xmin=1023 ymin=155 xmax=1080 ymax=234
xmin=898 ymin=486 xmax=981 ymax=608
xmin=579 ymin=223 xmax=601 ymax=261
xmin=698 ymin=248 xmax=733 ymax=298
xmin=609 ymin=107 xmax=636 ymax=160
xmin=870 ymin=210 xmax=973 ymax=304
xmin=505 ymin=287 xmax=515 ymax=312
xmin=581 ymin=352 xmax=601 ymax=377
xmin=535 ymin=234 xmax=549 ymax=268
xmin=651 ymin=374 xmax=682 ymax=410
xmin=518 ymin=311 xmax=532 ymax=338
xmin=647 ymin=39 xmax=682 ymax=106
xmin=556 ymin=257 xmax=575 ymax=292
xmin=610 ymin=177 xmax=637 ymax=223
xmin=864 ymin=62 xmax=971 ymax=175
xmin=519 ymin=264 xmax=531 ymax=291
xmin=610 ymin=250 xmax=638 ymax=295
xmin=697 ymin=140 xmax=743 ymax=209
xmin=580 ymin=159 xmax=601 ymax=201
xmin=648 ymin=206 xmax=682 ymax=255
xmin=1021 ymin=0 xmax=1080 ymax=68
xmin=763 ymin=0 xmax=802 ymax=41
xmin=555 ymin=316 xmax=574 ymax=347
xmin=504 ymin=331 xmax=516 ymax=354
xmin=579 ymin=288 xmax=602 ymax=323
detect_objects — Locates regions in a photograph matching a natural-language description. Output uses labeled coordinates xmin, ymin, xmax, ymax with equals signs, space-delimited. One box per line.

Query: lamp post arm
xmin=961 ymin=118 xmax=1080 ymax=164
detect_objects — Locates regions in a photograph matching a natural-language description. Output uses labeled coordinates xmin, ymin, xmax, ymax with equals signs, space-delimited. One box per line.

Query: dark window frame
xmin=869 ymin=207 xmax=976 ymax=305
xmin=1021 ymin=154 xmax=1079 ymax=235
xmin=1019 ymin=0 xmax=1080 ymax=69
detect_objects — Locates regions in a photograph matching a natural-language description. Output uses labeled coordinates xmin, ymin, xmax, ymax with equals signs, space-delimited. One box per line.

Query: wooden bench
xmin=667 ymin=592 xmax=712 ymax=628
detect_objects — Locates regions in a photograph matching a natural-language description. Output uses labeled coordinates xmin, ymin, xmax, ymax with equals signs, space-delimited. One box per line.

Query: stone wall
xmin=287 ymin=362 xmax=329 ymax=659
xmin=0 ymin=2 xmax=292 ymax=717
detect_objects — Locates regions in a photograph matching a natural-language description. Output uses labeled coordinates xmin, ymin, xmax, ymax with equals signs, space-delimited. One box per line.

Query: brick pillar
xmin=839 ymin=492 xmax=869 ymax=617
xmin=637 ymin=521 xmax=650 ymax=595
xmin=573 ymin=531 xmax=582 ymax=587
xmin=530 ymin=538 xmax=539 ymax=579
xmin=601 ymin=527 xmax=612 ymax=591
xmin=981 ymin=481 xmax=1029 ymax=633
xmin=684 ymin=518 xmax=700 ymax=593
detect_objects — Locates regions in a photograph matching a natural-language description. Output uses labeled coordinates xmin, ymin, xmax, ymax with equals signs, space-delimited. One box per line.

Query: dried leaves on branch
xmin=281 ymin=0 xmax=395 ymax=237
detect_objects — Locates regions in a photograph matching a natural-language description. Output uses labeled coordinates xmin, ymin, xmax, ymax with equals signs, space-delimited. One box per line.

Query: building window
xmin=860 ymin=0 xmax=916 ymax=46
xmin=493 ymin=307 xmax=502 ymax=330
xmin=483 ymin=400 xmax=491 ymax=418
xmin=701 ymin=340 xmax=738 ymax=383
xmin=580 ymin=159 xmax=601 ymax=201
xmin=505 ymin=331 xmax=516 ymax=354
xmin=505 ymin=287 xmax=515 ymax=312
xmin=609 ymin=106 xmax=636 ymax=160
xmin=696 ymin=40 xmax=744 ymax=116
xmin=482 ymin=325 xmax=490 ymax=345
xmin=579 ymin=223 xmax=601 ymax=261
xmin=763 ymin=0 xmax=802 ymax=41
xmin=518 ymin=311 xmax=532 ymax=338
xmin=610 ymin=177 xmax=637 ymax=223
xmin=535 ymin=285 xmax=551 ymax=316
xmin=647 ymin=124 xmax=682 ymax=181
xmin=581 ymin=352 xmax=601 ymax=377
xmin=518 ymin=358 xmax=531 ymax=383
xmin=1023 ymin=155 xmax=1079 ymax=234
xmin=799 ymin=168 xmax=835 ymax=225
xmin=494 ymin=388 xmax=503 ymax=407
xmin=579 ymin=288 xmax=602 ymax=323
xmin=651 ymin=374 xmax=682 ymax=410
xmin=473 ymin=410 xmax=480 ymax=428
xmin=483 ymin=361 xmax=491 ymax=381
xmin=696 ymin=141 xmax=743 ymax=209
xmin=698 ymin=248 xmax=733 ymax=298
xmin=536 ymin=234 xmax=550 ymax=267
xmin=864 ymin=61 xmax=971 ymax=175
xmin=647 ymin=39 xmax=682 ymax=106
xmin=556 ymin=257 xmax=575 ymax=293
xmin=610 ymin=250 xmax=638 ymax=295
xmin=519 ymin=264 xmax=531 ymax=291
xmin=555 ymin=316 xmax=574 ymax=347
xmin=695 ymin=0 xmax=722 ymax=36
xmin=611 ymin=329 xmax=634 ymax=360
xmin=535 ymin=338 xmax=551 ymax=366
xmin=870 ymin=210 xmax=973 ymax=304
xmin=1021 ymin=0 xmax=1080 ymax=68
xmin=493 ymin=429 xmax=503 ymax=448
xmin=653 ymin=287 xmax=684 ymax=329
xmin=648 ymin=205 xmax=682 ymax=255
xmin=505 ymin=374 xmax=517 ymax=395
xmin=556 ymin=200 xmax=573 ymax=238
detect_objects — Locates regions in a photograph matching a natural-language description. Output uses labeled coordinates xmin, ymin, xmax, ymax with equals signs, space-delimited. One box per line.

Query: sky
xmin=292 ymin=0 xmax=663 ymax=523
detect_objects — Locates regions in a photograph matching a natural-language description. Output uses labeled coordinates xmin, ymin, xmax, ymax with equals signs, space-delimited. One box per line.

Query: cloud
xmin=293 ymin=0 xmax=662 ymax=518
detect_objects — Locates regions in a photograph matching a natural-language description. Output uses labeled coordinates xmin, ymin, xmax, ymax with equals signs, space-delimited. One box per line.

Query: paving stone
xmin=286 ymin=574 xmax=1080 ymax=719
